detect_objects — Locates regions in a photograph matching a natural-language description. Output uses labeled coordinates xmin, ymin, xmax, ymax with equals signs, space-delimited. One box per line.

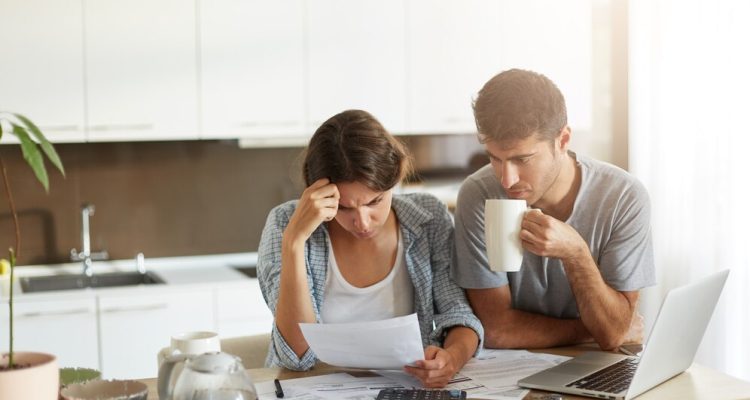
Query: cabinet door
xmin=200 ymin=0 xmax=305 ymax=140
xmin=98 ymin=289 xmax=213 ymax=379
xmin=406 ymin=0 xmax=503 ymax=135
xmin=0 ymin=0 xmax=86 ymax=143
xmin=84 ymin=0 xmax=199 ymax=142
xmin=216 ymin=282 xmax=273 ymax=338
xmin=497 ymin=0 xmax=593 ymax=131
xmin=307 ymin=0 xmax=406 ymax=133
xmin=0 ymin=298 xmax=98 ymax=369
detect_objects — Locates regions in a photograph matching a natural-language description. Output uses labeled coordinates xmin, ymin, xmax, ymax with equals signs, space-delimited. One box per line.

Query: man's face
xmin=484 ymin=133 xmax=567 ymax=207
xmin=333 ymin=181 xmax=393 ymax=240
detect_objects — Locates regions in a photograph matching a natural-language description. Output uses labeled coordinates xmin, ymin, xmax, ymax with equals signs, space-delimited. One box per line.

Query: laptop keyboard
xmin=566 ymin=357 xmax=639 ymax=394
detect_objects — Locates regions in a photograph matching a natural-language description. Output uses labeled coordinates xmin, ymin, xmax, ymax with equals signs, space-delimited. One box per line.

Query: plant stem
xmin=0 ymin=157 xmax=19 ymax=367
xmin=8 ymin=250 xmax=14 ymax=368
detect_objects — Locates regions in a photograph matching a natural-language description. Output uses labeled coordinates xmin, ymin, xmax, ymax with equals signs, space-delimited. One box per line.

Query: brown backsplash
xmin=0 ymin=140 xmax=305 ymax=266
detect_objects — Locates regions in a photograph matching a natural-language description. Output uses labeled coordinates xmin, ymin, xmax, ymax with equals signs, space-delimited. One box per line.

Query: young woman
xmin=257 ymin=109 xmax=482 ymax=387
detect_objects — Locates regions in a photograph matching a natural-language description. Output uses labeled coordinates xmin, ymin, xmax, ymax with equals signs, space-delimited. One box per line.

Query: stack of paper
xmin=288 ymin=314 xmax=572 ymax=400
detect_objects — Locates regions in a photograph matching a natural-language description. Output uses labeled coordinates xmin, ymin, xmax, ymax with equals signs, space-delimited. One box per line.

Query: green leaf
xmin=14 ymin=113 xmax=65 ymax=177
xmin=12 ymin=124 xmax=49 ymax=192
xmin=0 ymin=120 xmax=4 ymax=141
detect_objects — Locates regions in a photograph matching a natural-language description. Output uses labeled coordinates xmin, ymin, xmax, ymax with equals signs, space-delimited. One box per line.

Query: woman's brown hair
xmin=303 ymin=109 xmax=412 ymax=191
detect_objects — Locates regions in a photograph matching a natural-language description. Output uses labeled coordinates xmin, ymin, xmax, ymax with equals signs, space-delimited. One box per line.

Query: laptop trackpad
xmin=554 ymin=352 xmax=628 ymax=378
xmin=557 ymin=361 xmax=605 ymax=377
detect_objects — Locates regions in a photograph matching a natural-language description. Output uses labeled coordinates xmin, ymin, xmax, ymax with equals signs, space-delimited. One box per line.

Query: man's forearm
xmin=563 ymin=249 xmax=637 ymax=350
xmin=483 ymin=308 xmax=591 ymax=349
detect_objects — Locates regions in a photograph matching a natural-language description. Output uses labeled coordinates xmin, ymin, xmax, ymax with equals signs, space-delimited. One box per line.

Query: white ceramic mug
xmin=157 ymin=331 xmax=221 ymax=368
xmin=485 ymin=199 xmax=527 ymax=272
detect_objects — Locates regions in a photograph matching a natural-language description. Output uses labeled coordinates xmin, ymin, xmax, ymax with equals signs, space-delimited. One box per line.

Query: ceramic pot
xmin=0 ymin=352 xmax=59 ymax=400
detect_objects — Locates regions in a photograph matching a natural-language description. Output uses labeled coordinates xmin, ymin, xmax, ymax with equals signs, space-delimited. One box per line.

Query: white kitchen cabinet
xmin=405 ymin=0 xmax=503 ymax=135
xmin=84 ymin=0 xmax=199 ymax=142
xmin=0 ymin=0 xmax=86 ymax=143
xmin=98 ymin=289 xmax=214 ymax=379
xmin=200 ymin=0 xmax=306 ymax=141
xmin=497 ymin=0 xmax=593 ymax=131
xmin=216 ymin=282 xmax=273 ymax=338
xmin=1 ymin=1 xmax=596 ymax=144
xmin=0 ymin=297 xmax=98 ymax=369
xmin=306 ymin=0 xmax=406 ymax=133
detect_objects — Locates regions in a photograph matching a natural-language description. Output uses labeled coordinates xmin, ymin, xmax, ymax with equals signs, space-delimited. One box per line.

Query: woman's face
xmin=333 ymin=181 xmax=393 ymax=240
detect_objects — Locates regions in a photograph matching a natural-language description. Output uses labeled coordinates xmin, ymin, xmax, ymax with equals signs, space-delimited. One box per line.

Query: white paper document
xmin=299 ymin=313 xmax=424 ymax=369
xmin=459 ymin=349 xmax=572 ymax=399
xmin=256 ymin=373 xmax=405 ymax=400
xmin=379 ymin=349 xmax=570 ymax=400
xmin=256 ymin=349 xmax=571 ymax=400
xmin=377 ymin=370 xmax=489 ymax=394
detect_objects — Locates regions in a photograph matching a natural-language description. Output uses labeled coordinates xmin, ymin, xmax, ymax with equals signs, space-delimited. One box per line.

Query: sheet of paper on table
xmin=299 ymin=313 xmax=424 ymax=369
xmin=256 ymin=372 xmax=406 ymax=400
xmin=461 ymin=349 xmax=572 ymax=399
xmin=379 ymin=349 xmax=571 ymax=400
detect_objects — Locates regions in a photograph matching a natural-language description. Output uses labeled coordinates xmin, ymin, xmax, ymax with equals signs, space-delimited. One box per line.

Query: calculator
xmin=375 ymin=388 xmax=467 ymax=400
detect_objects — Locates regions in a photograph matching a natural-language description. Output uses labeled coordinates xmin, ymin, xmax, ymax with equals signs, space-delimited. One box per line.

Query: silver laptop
xmin=518 ymin=269 xmax=729 ymax=400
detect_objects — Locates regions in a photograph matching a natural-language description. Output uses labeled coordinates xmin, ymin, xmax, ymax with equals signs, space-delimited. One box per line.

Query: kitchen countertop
xmin=0 ymin=252 xmax=259 ymax=302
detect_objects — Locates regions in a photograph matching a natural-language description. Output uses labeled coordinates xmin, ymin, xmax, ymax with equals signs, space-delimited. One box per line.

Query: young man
xmin=451 ymin=69 xmax=655 ymax=350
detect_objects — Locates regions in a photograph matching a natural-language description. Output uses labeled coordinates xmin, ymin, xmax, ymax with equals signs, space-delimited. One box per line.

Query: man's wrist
xmin=572 ymin=319 xmax=593 ymax=344
xmin=562 ymin=240 xmax=592 ymax=268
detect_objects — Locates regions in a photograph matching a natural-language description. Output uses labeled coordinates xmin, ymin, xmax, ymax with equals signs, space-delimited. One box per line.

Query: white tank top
xmin=320 ymin=232 xmax=414 ymax=323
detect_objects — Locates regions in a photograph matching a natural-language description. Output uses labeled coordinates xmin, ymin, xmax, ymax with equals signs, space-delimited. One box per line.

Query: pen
xmin=274 ymin=378 xmax=285 ymax=398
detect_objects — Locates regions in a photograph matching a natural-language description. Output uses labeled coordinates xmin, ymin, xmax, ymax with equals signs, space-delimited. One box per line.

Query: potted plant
xmin=0 ymin=112 xmax=65 ymax=399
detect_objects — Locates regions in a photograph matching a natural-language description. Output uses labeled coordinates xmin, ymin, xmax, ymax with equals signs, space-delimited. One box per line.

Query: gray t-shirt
xmin=451 ymin=152 xmax=656 ymax=319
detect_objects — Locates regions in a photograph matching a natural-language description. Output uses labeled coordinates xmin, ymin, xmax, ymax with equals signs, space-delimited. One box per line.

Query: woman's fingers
xmin=314 ymin=196 xmax=339 ymax=209
xmin=287 ymin=180 xmax=339 ymax=240
xmin=402 ymin=346 xmax=456 ymax=388
xmin=403 ymin=366 xmax=451 ymax=388
xmin=314 ymin=198 xmax=338 ymax=221
xmin=308 ymin=178 xmax=330 ymax=189
xmin=312 ymin=184 xmax=340 ymax=200
xmin=299 ymin=181 xmax=339 ymax=218
xmin=306 ymin=179 xmax=340 ymax=200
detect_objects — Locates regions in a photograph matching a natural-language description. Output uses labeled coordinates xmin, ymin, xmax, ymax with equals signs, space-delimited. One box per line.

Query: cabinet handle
xmin=18 ymin=308 xmax=93 ymax=318
xmin=88 ymin=123 xmax=154 ymax=131
xmin=442 ymin=117 xmax=470 ymax=124
xmin=39 ymin=125 xmax=81 ymax=132
xmin=101 ymin=303 xmax=168 ymax=314
xmin=236 ymin=120 xmax=297 ymax=128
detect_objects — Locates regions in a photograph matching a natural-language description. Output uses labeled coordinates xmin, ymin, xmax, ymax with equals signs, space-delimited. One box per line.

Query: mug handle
xmin=157 ymin=347 xmax=172 ymax=369
xmin=157 ymin=353 xmax=191 ymax=400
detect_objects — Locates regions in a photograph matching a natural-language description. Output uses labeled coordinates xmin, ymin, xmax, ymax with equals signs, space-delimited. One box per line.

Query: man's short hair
xmin=473 ymin=69 xmax=567 ymax=143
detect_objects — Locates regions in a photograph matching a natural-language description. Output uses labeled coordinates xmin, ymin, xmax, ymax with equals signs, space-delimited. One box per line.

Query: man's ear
xmin=558 ymin=126 xmax=572 ymax=152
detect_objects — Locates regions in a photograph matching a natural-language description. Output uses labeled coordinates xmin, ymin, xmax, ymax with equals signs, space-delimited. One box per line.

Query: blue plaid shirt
xmin=257 ymin=193 xmax=483 ymax=370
